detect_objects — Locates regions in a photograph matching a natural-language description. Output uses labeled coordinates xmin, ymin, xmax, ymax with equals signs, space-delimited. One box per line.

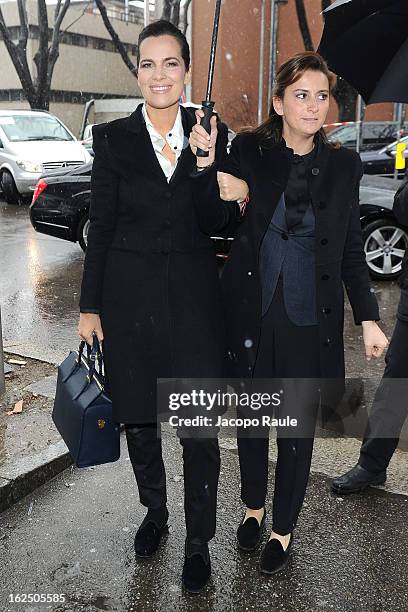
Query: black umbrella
xmin=317 ymin=0 xmax=408 ymax=105
xmin=197 ymin=0 xmax=223 ymax=157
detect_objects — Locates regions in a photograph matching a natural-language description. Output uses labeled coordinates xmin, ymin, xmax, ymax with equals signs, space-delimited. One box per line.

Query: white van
xmin=0 ymin=110 xmax=91 ymax=204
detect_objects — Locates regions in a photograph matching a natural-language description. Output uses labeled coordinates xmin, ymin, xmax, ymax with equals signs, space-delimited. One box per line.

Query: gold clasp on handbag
xmin=97 ymin=419 xmax=106 ymax=429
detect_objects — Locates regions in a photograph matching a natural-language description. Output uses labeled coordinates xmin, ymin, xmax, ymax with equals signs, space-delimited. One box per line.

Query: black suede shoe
xmin=182 ymin=549 xmax=211 ymax=594
xmin=134 ymin=508 xmax=169 ymax=558
xmin=237 ymin=509 xmax=266 ymax=551
xmin=331 ymin=464 xmax=386 ymax=495
xmin=259 ymin=533 xmax=293 ymax=575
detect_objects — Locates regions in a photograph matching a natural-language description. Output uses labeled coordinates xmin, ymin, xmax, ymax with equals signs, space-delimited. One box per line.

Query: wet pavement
xmin=1 ymin=431 xmax=407 ymax=612
xmin=0 ymin=200 xmax=83 ymax=363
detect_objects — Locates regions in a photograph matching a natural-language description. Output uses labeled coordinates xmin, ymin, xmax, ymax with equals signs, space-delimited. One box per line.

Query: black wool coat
xmin=79 ymin=104 xmax=235 ymax=423
xmin=393 ymin=171 xmax=408 ymax=290
xmin=192 ymin=131 xmax=380 ymax=385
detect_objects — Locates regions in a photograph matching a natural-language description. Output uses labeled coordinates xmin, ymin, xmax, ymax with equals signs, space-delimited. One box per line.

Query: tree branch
xmin=180 ymin=0 xmax=193 ymax=35
xmin=94 ymin=0 xmax=137 ymax=76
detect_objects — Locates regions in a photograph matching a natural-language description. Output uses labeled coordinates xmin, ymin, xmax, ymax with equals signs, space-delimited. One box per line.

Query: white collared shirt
xmin=142 ymin=103 xmax=184 ymax=182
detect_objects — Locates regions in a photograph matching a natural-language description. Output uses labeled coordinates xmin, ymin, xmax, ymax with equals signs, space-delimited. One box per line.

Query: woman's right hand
xmin=78 ymin=313 xmax=104 ymax=345
xmin=189 ymin=109 xmax=219 ymax=167
xmin=217 ymin=172 xmax=249 ymax=202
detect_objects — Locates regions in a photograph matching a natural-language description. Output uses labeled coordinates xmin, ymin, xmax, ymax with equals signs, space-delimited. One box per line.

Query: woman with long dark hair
xmin=78 ymin=20 xmax=233 ymax=593
xmin=190 ymin=52 xmax=388 ymax=575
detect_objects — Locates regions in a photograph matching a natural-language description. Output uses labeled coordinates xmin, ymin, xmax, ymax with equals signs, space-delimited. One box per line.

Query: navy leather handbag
xmin=52 ymin=335 xmax=120 ymax=468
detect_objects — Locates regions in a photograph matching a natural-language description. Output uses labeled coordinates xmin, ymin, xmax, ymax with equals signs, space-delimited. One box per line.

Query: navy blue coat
xmin=192 ymin=131 xmax=380 ymax=384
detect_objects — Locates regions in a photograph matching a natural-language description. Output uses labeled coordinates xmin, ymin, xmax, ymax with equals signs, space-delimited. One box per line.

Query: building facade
xmin=191 ymin=0 xmax=398 ymax=132
xmin=0 ymin=0 xmax=147 ymax=135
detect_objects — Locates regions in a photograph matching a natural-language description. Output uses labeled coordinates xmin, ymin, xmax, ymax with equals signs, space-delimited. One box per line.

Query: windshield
xmin=0 ymin=115 xmax=73 ymax=142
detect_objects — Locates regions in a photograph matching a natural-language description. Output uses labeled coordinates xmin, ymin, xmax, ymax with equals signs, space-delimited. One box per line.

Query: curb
xmin=0 ymin=440 xmax=73 ymax=514
xmin=0 ymin=426 xmax=126 ymax=514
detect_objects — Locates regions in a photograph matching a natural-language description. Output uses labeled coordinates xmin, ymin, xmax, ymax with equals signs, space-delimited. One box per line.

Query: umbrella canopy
xmin=318 ymin=0 xmax=408 ymax=104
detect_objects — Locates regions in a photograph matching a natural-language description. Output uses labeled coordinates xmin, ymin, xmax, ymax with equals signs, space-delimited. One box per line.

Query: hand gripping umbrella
xmin=197 ymin=0 xmax=223 ymax=157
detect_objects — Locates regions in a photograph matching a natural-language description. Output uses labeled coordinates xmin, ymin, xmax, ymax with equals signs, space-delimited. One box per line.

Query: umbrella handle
xmin=197 ymin=100 xmax=215 ymax=158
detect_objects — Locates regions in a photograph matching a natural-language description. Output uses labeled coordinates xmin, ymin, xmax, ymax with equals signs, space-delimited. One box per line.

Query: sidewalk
xmin=1 ymin=429 xmax=407 ymax=612
xmin=0 ymin=353 xmax=71 ymax=513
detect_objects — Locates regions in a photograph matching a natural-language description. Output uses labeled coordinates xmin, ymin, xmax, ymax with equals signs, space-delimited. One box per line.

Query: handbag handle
xmin=76 ymin=334 xmax=104 ymax=384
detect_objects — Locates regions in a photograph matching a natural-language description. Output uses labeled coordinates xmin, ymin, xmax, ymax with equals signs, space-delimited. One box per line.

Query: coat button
xmin=244 ymin=339 xmax=253 ymax=348
xmin=281 ymin=232 xmax=288 ymax=240
xmin=322 ymin=307 xmax=331 ymax=314
xmin=320 ymin=238 xmax=328 ymax=245
xmin=312 ymin=167 xmax=320 ymax=176
xmin=324 ymin=337 xmax=331 ymax=346
xmin=321 ymin=274 xmax=330 ymax=280
xmin=247 ymin=271 xmax=252 ymax=276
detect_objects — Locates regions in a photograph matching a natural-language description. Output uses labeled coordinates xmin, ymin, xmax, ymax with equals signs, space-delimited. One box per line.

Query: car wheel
xmin=78 ymin=215 xmax=90 ymax=252
xmin=362 ymin=218 xmax=408 ymax=280
xmin=0 ymin=170 xmax=21 ymax=205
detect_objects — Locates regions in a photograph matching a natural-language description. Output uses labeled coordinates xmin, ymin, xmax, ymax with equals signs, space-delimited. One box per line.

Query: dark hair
xmin=137 ymin=20 xmax=190 ymax=72
xmin=245 ymin=52 xmax=337 ymax=147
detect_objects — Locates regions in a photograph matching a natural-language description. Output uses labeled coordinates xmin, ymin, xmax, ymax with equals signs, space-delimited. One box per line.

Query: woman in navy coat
xmin=190 ymin=52 xmax=388 ymax=576
xmin=78 ymin=20 xmax=233 ymax=593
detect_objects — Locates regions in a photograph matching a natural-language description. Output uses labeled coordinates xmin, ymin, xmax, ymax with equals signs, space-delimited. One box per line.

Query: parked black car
xmin=30 ymin=162 xmax=408 ymax=280
xmin=327 ymin=121 xmax=407 ymax=152
xmin=360 ymin=135 xmax=408 ymax=179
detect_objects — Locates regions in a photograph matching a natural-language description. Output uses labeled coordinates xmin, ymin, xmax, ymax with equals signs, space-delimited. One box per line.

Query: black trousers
xmin=124 ymin=423 xmax=220 ymax=549
xmin=238 ymin=279 xmax=320 ymax=535
xmin=359 ymin=316 xmax=408 ymax=473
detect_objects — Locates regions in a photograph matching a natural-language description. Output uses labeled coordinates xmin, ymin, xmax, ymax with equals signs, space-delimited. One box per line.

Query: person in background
xmin=332 ymin=168 xmax=408 ymax=494
xmin=190 ymin=52 xmax=388 ymax=576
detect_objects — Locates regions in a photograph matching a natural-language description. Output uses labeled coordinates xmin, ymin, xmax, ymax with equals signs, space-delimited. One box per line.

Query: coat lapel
xmin=124 ymin=104 xmax=168 ymax=184
xmin=116 ymin=103 xmax=196 ymax=186
xmin=168 ymin=106 xmax=196 ymax=187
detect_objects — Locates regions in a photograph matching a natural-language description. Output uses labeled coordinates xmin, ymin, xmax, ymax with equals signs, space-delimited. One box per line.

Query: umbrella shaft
xmin=205 ymin=0 xmax=223 ymax=102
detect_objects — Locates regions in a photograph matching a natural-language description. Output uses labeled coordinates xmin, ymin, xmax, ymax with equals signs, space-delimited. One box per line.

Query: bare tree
xmin=0 ymin=0 xmax=73 ymax=110
xmin=295 ymin=0 xmax=358 ymax=121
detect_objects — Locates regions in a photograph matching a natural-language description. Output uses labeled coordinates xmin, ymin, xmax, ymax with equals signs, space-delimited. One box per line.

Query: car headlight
xmin=16 ymin=160 xmax=43 ymax=173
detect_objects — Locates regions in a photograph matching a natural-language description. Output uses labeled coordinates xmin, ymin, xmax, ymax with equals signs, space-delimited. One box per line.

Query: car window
xmin=0 ymin=114 xmax=73 ymax=142
xmin=330 ymin=125 xmax=356 ymax=145
xmin=329 ymin=123 xmax=406 ymax=147
xmin=362 ymin=124 xmax=399 ymax=144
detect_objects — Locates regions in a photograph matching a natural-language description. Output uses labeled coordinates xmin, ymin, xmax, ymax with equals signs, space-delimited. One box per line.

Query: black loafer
xmin=182 ymin=552 xmax=211 ymax=594
xmin=134 ymin=509 xmax=169 ymax=558
xmin=259 ymin=533 xmax=293 ymax=575
xmin=331 ymin=464 xmax=386 ymax=495
xmin=237 ymin=510 xmax=266 ymax=551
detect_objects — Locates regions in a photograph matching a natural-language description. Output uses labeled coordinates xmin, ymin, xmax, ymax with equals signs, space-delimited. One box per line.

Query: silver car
xmin=0 ymin=110 xmax=91 ymax=204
